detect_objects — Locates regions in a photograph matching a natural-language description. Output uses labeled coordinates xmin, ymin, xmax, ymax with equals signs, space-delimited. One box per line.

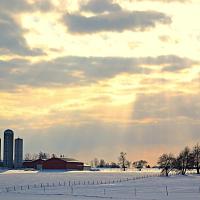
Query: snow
xmin=0 ymin=169 xmax=199 ymax=200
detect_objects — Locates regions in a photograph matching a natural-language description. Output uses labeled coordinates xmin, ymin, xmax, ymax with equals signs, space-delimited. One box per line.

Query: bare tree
xmin=176 ymin=146 xmax=191 ymax=175
xmin=191 ymin=143 xmax=200 ymax=174
xmin=24 ymin=153 xmax=39 ymax=161
xmin=24 ymin=153 xmax=33 ymax=161
xmin=157 ymin=153 xmax=175 ymax=176
xmin=118 ymin=152 xmax=128 ymax=171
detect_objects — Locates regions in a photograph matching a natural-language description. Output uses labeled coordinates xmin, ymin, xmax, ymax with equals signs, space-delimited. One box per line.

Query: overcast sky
xmin=0 ymin=0 xmax=200 ymax=164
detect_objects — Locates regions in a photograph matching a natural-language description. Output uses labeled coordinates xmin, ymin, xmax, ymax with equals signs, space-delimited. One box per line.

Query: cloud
xmin=0 ymin=56 xmax=148 ymax=90
xmin=133 ymin=92 xmax=200 ymax=120
xmin=0 ymin=13 xmax=44 ymax=56
xmin=63 ymin=10 xmax=171 ymax=34
xmin=81 ymin=0 xmax=122 ymax=13
xmin=132 ymin=0 xmax=190 ymax=3
xmin=0 ymin=55 xmax=196 ymax=90
xmin=33 ymin=0 xmax=54 ymax=12
xmin=0 ymin=0 xmax=53 ymax=56
xmin=0 ymin=0 xmax=53 ymax=13
xmin=0 ymin=0 xmax=31 ymax=13
xmin=143 ymin=55 xmax=196 ymax=72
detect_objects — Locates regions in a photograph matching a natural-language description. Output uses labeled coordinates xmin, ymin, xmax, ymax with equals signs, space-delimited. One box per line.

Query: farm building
xmin=23 ymin=159 xmax=44 ymax=170
xmin=23 ymin=157 xmax=84 ymax=171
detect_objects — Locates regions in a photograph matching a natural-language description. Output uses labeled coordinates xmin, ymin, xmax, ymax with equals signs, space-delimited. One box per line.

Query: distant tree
xmin=133 ymin=160 xmax=148 ymax=171
xmin=175 ymin=147 xmax=191 ymax=175
xmin=32 ymin=153 xmax=39 ymax=160
xmin=94 ymin=158 xmax=99 ymax=167
xmin=24 ymin=153 xmax=33 ymax=161
xmin=191 ymin=143 xmax=200 ymax=174
xmin=118 ymin=152 xmax=129 ymax=171
xmin=90 ymin=158 xmax=100 ymax=167
xmin=24 ymin=153 xmax=38 ymax=161
xmin=99 ymin=159 xmax=106 ymax=168
xmin=38 ymin=151 xmax=50 ymax=159
xmin=51 ymin=154 xmax=57 ymax=158
xmin=157 ymin=153 xmax=176 ymax=176
xmin=110 ymin=162 xmax=120 ymax=168
xmin=90 ymin=160 xmax=94 ymax=167
xmin=126 ymin=160 xmax=131 ymax=169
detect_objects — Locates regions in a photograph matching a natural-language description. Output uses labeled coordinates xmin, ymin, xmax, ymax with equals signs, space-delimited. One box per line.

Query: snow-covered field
xmin=0 ymin=169 xmax=200 ymax=200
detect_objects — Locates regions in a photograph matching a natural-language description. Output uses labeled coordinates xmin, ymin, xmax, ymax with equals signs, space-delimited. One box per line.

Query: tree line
xmin=90 ymin=152 xmax=149 ymax=171
xmin=158 ymin=143 xmax=200 ymax=176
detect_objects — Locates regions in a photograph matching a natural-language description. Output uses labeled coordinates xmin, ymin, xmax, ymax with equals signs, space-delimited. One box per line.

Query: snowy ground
xmin=0 ymin=169 xmax=199 ymax=200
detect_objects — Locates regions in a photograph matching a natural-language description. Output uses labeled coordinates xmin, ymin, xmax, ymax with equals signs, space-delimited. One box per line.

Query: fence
xmin=1 ymin=171 xmax=199 ymax=199
xmin=2 ymin=172 xmax=163 ymax=193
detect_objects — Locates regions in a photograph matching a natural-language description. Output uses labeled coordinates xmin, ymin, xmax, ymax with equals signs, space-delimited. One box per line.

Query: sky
xmin=0 ymin=0 xmax=200 ymax=165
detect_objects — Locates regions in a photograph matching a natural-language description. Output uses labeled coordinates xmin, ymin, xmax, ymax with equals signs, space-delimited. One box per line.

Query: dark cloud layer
xmin=0 ymin=55 xmax=196 ymax=90
xmin=0 ymin=57 xmax=148 ymax=90
xmin=63 ymin=11 xmax=171 ymax=33
xmin=81 ymin=0 xmax=122 ymax=13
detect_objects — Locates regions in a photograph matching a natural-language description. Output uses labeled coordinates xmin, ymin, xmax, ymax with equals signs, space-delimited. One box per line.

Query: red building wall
xmin=43 ymin=158 xmax=66 ymax=169
xmin=66 ymin=162 xmax=84 ymax=170
xmin=23 ymin=159 xmax=44 ymax=168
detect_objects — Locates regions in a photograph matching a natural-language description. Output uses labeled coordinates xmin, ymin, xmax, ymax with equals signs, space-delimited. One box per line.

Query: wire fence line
xmin=1 ymin=172 xmax=163 ymax=193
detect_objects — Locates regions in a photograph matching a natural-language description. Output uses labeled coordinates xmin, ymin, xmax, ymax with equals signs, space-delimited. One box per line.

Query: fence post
xmin=166 ymin=186 xmax=169 ymax=196
xmin=71 ymin=186 xmax=73 ymax=195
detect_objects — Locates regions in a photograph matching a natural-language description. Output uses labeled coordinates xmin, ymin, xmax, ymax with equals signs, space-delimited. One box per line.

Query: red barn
xmin=23 ymin=157 xmax=84 ymax=171
xmin=43 ymin=158 xmax=84 ymax=170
